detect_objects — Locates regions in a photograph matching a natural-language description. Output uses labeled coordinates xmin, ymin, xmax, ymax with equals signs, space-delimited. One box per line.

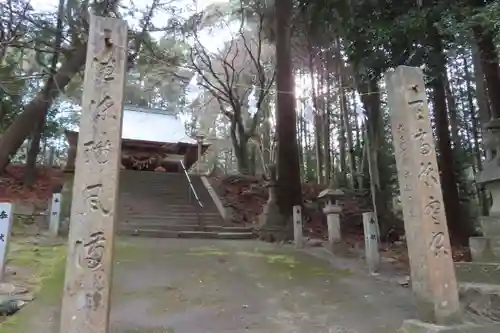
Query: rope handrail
xmin=180 ymin=160 xmax=203 ymax=209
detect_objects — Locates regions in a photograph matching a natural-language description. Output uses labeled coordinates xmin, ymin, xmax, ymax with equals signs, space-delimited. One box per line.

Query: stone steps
xmin=459 ymin=282 xmax=500 ymax=322
xmin=117 ymin=171 xmax=239 ymax=239
xmin=481 ymin=216 xmax=500 ymax=237
xmin=456 ymin=215 xmax=500 ymax=290
xmin=455 ymin=262 xmax=500 ymax=285
xmin=119 ymin=229 xmax=257 ymax=239
xmin=469 ymin=237 xmax=500 ymax=263
xmin=120 ymin=216 xmax=223 ymax=225
xmin=119 ymin=200 xmax=218 ymax=210
xmin=119 ymin=224 xmax=252 ymax=233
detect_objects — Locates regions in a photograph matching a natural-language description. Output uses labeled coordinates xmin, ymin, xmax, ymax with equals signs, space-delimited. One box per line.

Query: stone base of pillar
xmin=399 ymin=319 xmax=499 ymax=333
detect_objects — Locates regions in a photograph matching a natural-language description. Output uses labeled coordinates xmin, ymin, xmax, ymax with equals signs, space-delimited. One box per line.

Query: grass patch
xmin=115 ymin=238 xmax=155 ymax=262
xmin=185 ymin=246 xmax=352 ymax=282
xmin=0 ymin=238 xmax=67 ymax=333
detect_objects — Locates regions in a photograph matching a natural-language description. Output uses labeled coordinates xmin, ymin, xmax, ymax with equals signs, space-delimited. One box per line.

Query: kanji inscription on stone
xmin=49 ymin=193 xmax=62 ymax=236
xmin=386 ymin=66 xmax=462 ymax=325
xmin=0 ymin=203 xmax=13 ymax=281
xmin=59 ymin=15 xmax=127 ymax=333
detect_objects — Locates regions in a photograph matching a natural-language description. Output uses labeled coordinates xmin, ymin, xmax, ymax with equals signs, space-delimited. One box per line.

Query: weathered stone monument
xmin=293 ymin=205 xmax=303 ymax=248
xmin=59 ymin=15 xmax=127 ymax=333
xmin=386 ymin=66 xmax=499 ymax=332
xmin=0 ymin=203 xmax=13 ymax=281
xmin=362 ymin=211 xmax=380 ymax=274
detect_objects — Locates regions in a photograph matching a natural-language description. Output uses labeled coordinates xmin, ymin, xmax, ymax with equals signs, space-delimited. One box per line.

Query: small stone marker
xmin=362 ymin=212 xmax=380 ymax=274
xmin=0 ymin=203 xmax=13 ymax=281
xmin=59 ymin=15 xmax=127 ymax=333
xmin=293 ymin=205 xmax=303 ymax=248
xmin=386 ymin=66 xmax=461 ymax=325
xmin=49 ymin=193 xmax=61 ymax=236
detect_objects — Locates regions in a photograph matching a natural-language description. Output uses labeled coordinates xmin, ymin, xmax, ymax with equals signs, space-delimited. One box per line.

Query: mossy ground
xmin=0 ymin=237 xmax=147 ymax=333
xmin=111 ymin=240 xmax=353 ymax=323
xmin=0 ymin=237 xmax=411 ymax=333
xmin=0 ymin=237 xmax=66 ymax=333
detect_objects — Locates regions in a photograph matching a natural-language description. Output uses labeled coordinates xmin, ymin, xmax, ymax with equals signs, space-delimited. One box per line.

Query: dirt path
xmin=4 ymin=237 xmax=420 ymax=333
xmin=109 ymin=238 xmax=416 ymax=333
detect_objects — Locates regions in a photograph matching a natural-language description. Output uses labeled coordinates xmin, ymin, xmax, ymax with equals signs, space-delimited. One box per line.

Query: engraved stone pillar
xmin=49 ymin=193 xmax=62 ymax=236
xmin=386 ymin=66 xmax=462 ymax=326
xmin=59 ymin=15 xmax=127 ymax=333
xmin=293 ymin=205 xmax=303 ymax=248
xmin=0 ymin=203 xmax=14 ymax=281
xmin=362 ymin=211 xmax=380 ymax=274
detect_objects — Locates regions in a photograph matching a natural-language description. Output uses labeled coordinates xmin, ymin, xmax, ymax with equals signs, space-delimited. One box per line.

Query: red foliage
xmin=209 ymin=174 xmax=471 ymax=265
xmin=208 ymin=175 xmax=372 ymax=239
xmin=0 ymin=164 xmax=63 ymax=207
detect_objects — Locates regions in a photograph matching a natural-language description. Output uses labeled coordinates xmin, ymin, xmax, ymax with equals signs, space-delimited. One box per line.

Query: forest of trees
xmin=1 ymin=0 xmax=500 ymax=244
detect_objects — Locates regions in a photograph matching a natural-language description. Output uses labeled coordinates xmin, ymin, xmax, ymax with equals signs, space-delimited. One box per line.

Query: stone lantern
xmin=317 ymin=188 xmax=344 ymax=247
xmin=469 ymin=119 xmax=500 ymax=268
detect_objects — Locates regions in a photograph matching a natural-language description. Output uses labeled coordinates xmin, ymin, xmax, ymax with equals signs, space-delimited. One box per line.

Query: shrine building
xmin=64 ymin=105 xmax=209 ymax=173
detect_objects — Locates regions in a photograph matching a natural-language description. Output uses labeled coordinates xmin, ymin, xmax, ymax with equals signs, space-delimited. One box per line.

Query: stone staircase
xmin=118 ymin=170 xmax=255 ymax=239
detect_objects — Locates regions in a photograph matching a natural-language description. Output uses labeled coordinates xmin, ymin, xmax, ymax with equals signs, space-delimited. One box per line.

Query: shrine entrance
xmin=63 ymin=104 xmax=209 ymax=174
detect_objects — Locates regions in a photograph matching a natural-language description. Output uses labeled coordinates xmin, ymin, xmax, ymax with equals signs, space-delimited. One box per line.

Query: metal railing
xmin=180 ymin=160 xmax=204 ymax=226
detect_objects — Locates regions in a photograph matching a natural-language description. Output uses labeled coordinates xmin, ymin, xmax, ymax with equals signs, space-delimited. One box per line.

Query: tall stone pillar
xmin=59 ymin=15 xmax=127 ymax=333
xmin=387 ymin=66 xmax=461 ymax=325
xmin=386 ymin=65 xmax=499 ymax=332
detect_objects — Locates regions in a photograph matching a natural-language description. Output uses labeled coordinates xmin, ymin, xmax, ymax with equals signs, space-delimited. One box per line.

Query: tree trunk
xmin=230 ymin=120 xmax=250 ymax=175
xmin=444 ymin=72 xmax=460 ymax=147
xmin=308 ymin=45 xmax=323 ymax=184
xmin=352 ymin=90 xmax=362 ymax=189
xmin=428 ymin=28 xmax=473 ymax=244
xmin=338 ymin=103 xmax=347 ymax=186
xmin=464 ymin=53 xmax=489 ymax=216
xmin=471 ymin=39 xmax=492 ymax=126
xmin=275 ymin=0 xmax=302 ymax=218
xmin=23 ymin=117 xmax=45 ymax=187
xmin=0 ymin=43 xmax=87 ymax=173
xmin=358 ymin=77 xmax=391 ymax=238
xmin=314 ymin=114 xmax=324 ymax=184
xmin=262 ymin=94 xmax=271 ymax=167
xmin=249 ymin=142 xmax=257 ymax=176
xmin=471 ymin=24 xmax=500 ymax=119
xmin=323 ymin=60 xmax=331 ymax=185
